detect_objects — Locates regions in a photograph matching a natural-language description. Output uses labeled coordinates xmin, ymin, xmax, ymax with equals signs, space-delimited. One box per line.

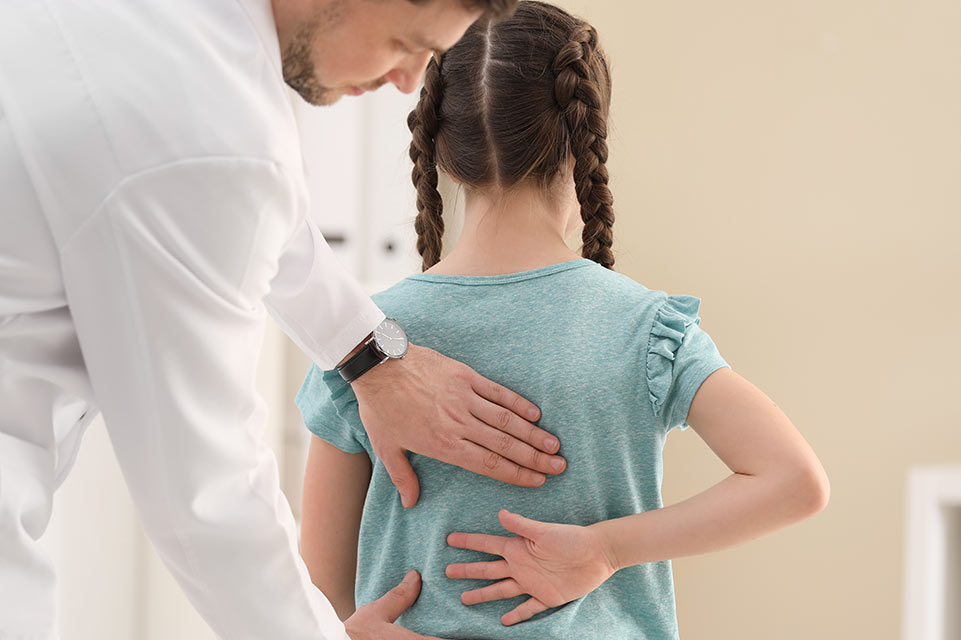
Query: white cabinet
xmin=293 ymin=88 xmax=422 ymax=291
xmin=903 ymin=465 xmax=961 ymax=640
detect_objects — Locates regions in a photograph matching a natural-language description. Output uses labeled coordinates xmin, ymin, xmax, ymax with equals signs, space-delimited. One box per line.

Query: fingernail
xmin=544 ymin=436 xmax=559 ymax=451
xmin=528 ymin=407 xmax=540 ymax=420
xmin=403 ymin=570 xmax=417 ymax=584
xmin=532 ymin=473 xmax=546 ymax=486
xmin=551 ymin=457 xmax=565 ymax=472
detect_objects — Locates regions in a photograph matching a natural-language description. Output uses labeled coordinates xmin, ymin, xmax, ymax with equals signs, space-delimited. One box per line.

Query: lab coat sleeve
xmin=265 ymin=215 xmax=384 ymax=370
xmin=58 ymin=157 xmax=351 ymax=640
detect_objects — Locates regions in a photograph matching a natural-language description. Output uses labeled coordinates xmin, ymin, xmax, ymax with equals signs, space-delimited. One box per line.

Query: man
xmin=0 ymin=0 xmax=567 ymax=638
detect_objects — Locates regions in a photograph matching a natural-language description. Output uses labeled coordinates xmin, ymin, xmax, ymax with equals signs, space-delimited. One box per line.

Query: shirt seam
xmin=59 ymin=155 xmax=290 ymax=255
xmin=39 ymin=0 xmax=125 ymax=195
xmin=406 ymin=259 xmax=594 ymax=286
xmin=232 ymin=0 xmax=286 ymax=87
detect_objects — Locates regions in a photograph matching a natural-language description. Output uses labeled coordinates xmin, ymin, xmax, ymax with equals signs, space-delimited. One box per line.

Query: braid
xmin=552 ymin=25 xmax=615 ymax=269
xmin=408 ymin=55 xmax=445 ymax=271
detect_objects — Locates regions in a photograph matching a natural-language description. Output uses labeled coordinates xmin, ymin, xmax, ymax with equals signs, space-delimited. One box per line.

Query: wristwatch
xmin=336 ymin=318 xmax=409 ymax=383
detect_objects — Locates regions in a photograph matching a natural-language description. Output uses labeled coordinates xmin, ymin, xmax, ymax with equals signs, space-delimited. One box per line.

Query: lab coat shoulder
xmin=67 ymin=0 xmax=302 ymax=172
xmin=79 ymin=157 xmax=300 ymax=309
xmin=0 ymin=0 xmax=304 ymax=247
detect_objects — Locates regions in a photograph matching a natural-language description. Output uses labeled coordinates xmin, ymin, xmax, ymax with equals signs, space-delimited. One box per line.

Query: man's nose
xmin=384 ymin=51 xmax=435 ymax=94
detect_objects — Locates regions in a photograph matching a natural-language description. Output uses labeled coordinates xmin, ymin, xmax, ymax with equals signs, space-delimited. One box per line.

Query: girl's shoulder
xmin=369 ymin=259 xmax=694 ymax=327
xmin=562 ymin=261 xmax=680 ymax=314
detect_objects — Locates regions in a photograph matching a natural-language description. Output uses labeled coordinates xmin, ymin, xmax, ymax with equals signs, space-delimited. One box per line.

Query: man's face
xmin=277 ymin=0 xmax=483 ymax=106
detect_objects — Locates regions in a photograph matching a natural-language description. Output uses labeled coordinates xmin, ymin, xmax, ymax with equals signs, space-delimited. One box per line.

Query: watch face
xmin=373 ymin=318 xmax=409 ymax=358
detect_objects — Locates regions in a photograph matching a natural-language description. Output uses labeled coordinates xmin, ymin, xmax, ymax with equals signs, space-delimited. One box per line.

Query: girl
xmin=297 ymin=2 xmax=829 ymax=638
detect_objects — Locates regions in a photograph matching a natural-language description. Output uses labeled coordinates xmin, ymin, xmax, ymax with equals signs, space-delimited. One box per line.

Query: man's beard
xmin=281 ymin=21 xmax=337 ymax=106
xmin=280 ymin=19 xmax=386 ymax=106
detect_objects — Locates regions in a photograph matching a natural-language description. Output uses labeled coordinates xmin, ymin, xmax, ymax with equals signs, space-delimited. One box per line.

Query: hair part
xmin=408 ymin=1 xmax=615 ymax=271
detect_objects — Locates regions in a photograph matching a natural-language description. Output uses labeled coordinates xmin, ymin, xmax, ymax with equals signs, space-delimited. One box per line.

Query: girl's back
xmin=297 ymin=258 xmax=728 ymax=639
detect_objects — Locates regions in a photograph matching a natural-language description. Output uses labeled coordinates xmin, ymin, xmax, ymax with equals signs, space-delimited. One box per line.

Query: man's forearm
xmin=593 ymin=469 xmax=828 ymax=571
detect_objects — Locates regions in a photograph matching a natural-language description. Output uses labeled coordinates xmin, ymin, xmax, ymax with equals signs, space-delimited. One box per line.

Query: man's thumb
xmin=382 ymin=450 xmax=421 ymax=508
xmin=371 ymin=570 xmax=422 ymax=624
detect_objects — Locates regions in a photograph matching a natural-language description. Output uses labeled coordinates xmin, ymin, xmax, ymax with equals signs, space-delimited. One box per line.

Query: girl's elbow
xmin=794 ymin=462 xmax=830 ymax=516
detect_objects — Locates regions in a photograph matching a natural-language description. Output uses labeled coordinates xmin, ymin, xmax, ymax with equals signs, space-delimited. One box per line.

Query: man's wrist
xmin=348 ymin=343 xmax=412 ymax=389
xmin=337 ymin=333 xmax=373 ymax=368
xmin=337 ymin=318 xmax=409 ymax=384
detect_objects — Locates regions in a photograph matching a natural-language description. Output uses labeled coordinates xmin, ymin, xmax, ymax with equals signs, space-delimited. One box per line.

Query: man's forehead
xmin=397 ymin=0 xmax=483 ymax=54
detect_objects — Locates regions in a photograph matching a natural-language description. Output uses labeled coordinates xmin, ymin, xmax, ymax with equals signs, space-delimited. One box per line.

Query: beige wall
xmin=550 ymin=1 xmax=960 ymax=638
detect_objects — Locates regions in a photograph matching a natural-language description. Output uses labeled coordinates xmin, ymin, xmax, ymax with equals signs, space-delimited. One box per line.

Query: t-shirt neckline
xmin=406 ymin=258 xmax=595 ymax=286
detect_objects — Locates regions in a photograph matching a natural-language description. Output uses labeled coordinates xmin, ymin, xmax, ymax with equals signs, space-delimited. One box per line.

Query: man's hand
xmin=344 ymin=571 xmax=445 ymax=639
xmin=350 ymin=344 xmax=566 ymax=508
xmin=445 ymin=509 xmax=617 ymax=626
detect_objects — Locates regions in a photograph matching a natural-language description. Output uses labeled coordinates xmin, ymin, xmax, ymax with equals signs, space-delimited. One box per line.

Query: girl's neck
xmin=426 ymin=183 xmax=583 ymax=276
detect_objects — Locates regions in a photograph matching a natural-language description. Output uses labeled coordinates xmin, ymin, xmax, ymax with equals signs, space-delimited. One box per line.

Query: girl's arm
xmin=446 ymin=368 xmax=830 ymax=625
xmin=595 ymin=367 xmax=830 ymax=569
xmin=300 ymin=435 xmax=372 ymax=621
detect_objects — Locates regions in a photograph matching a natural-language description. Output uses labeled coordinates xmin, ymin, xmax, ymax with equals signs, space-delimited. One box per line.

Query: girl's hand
xmin=445 ymin=509 xmax=618 ymax=625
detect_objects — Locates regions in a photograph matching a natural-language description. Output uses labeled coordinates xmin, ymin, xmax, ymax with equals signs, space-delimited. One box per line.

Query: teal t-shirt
xmin=296 ymin=259 xmax=729 ymax=639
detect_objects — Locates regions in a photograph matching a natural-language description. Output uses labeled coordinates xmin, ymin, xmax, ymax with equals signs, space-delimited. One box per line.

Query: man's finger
xmin=380 ymin=449 xmax=421 ymax=508
xmin=469 ymin=399 xmax=565 ymax=468
xmin=445 ymin=559 xmax=510 ymax=581
xmin=460 ymin=578 xmax=523 ymax=605
xmin=446 ymin=531 xmax=509 ymax=556
xmin=471 ymin=374 xmax=542 ymax=427
xmin=502 ymin=597 xmax=549 ymax=626
xmin=345 ymin=571 xmax=449 ymax=640
xmin=369 ymin=570 xmax=422 ymax=623
xmin=466 ymin=420 xmax=566 ymax=477
xmin=452 ymin=440 xmax=546 ymax=487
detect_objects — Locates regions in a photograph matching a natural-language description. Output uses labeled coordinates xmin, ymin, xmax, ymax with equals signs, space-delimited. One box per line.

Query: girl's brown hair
xmin=408 ymin=0 xmax=614 ymax=271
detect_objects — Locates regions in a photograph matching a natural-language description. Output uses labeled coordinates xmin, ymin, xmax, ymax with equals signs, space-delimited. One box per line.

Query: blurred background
xmin=42 ymin=0 xmax=960 ymax=638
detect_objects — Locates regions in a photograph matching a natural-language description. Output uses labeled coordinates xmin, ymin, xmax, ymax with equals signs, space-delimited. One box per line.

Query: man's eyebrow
xmin=411 ymin=34 xmax=448 ymax=54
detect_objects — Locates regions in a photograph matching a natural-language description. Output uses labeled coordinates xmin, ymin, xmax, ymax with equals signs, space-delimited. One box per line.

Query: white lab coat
xmin=0 ymin=0 xmax=384 ymax=638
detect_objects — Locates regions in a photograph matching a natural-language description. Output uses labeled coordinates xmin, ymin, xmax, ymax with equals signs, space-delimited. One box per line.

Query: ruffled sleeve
xmin=646 ymin=294 xmax=729 ymax=433
xmin=295 ymin=364 xmax=368 ymax=454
